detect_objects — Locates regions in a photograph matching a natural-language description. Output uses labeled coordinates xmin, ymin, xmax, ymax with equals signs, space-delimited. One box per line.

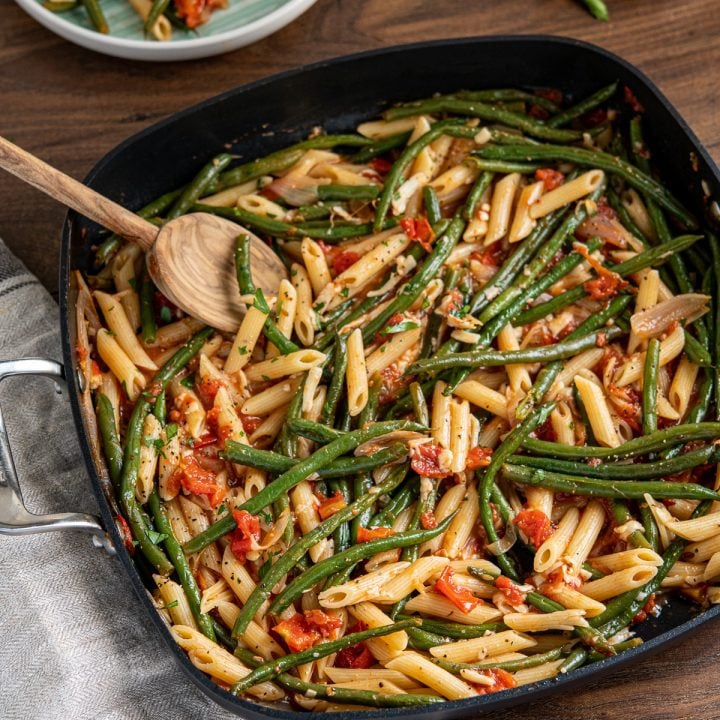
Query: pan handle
xmin=0 ymin=358 xmax=114 ymax=553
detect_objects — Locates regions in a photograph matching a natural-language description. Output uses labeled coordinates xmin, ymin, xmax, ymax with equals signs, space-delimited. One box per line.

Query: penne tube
xmin=529 ymin=170 xmax=604 ymax=219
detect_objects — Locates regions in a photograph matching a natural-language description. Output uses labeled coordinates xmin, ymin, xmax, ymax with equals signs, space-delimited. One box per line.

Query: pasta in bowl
xmin=79 ymin=79 xmax=720 ymax=711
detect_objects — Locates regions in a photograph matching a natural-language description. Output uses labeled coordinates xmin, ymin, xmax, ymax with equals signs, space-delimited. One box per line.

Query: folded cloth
xmin=0 ymin=239 xmax=237 ymax=720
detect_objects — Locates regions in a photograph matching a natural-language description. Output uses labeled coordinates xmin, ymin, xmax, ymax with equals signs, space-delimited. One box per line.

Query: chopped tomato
xmin=239 ymin=413 xmax=263 ymax=435
xmin=583 ymin=108 xmax=608 ymax=128
xmin=317 ymin=491 xmax=347 ymax=520
xmin=472 ymin=240 xmax=504 ymax=267
xmin=623 ymin=86 xmax=644 ymax=113
xmin=435 ymin=566 xmax=480 ymax=613
xmin=192 ymin=432 xmax=219 ymax=449
xmin=537 ymin=88 xmax=563 ymax=105
xmin=466 ymin=446 xmax=493 ymax=470
xmin=335 ymin=642 xmax=374 ymax=669
xmin=534 ymin=417 xmax=557 ymax=442
xmin=513 ymin=509 xmax=554 ymax=549
xmin=174 ymin=0 xmax=226 ymax=29
xmin=357 ymin=526 xmax=396 ymax=542
xmin=585 ymin=274 xmax=628 ymax=300
xmin=196 ymin=378 xmax=222 ymax=405
xmin=273 ymin=609 xmax=342 ymax=653
xmin=115 ymin=514 xmax=134 ymax=555
xmin=535 ymin=168 xmax=565 ymax=191
xmin=230 ymin=509 xmax=261 ymax=561
xmin=420 ymin=511 xmax=437 ymax=530
xmin=528 ymin=104 xmax=550 ymax=120
xmin=410 ymin=443 xmax=451 ymax=479
xmin=371 ymin=157 xmax=393 ymax=176
xmin=573 ymin=241 xmax=629 ymax=299
xmin=177 ymin=456 xmax=225 ymax=507
xmin=332 ymin=250 xmax=361 ymax=276
xmin=472 ymin=668 xmax=517 ymax=695
xmin=259 ymin=185 xmax=282 ymax=201
xmin=400 ymin=217 xmax=435 ymax=252
xmin=494 ymin=576 xmax=526 ymax=606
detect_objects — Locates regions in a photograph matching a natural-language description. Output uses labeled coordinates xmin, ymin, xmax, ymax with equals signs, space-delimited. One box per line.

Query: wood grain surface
xmin=2 ymin=1 xmax=720 ymax=717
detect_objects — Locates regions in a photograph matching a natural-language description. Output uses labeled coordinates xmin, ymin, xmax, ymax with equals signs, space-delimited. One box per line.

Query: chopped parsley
xmin=160 ymin=306 xmax=173 ymax=323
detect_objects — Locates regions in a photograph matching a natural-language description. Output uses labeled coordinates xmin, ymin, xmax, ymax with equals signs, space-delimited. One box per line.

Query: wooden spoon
xmin=0 ymin=137 xmax=288 ymax=332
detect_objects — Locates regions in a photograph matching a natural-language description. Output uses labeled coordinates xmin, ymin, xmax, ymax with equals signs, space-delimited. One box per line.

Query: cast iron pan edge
xmin=59 ymin=35 xmax=720 ymax=719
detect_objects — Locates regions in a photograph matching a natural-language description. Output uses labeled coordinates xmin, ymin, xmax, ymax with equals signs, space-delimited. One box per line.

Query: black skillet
xmin=4 ymin=34 xmax=719 ymax=720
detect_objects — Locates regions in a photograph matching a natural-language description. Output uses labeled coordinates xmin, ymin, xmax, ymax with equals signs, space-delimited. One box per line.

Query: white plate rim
xmin=13 ymin=0 xmax=318 ymax=61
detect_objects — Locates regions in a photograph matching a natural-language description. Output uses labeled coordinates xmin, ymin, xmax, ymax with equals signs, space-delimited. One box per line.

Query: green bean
xmin=286 ymin=417 xmax=346 ymax=443
xmin=269 ymin=514 xmax=454 ymax=614
xmin=233 ymin=647 xmax=441 ymax=707
xmin=463 ymin=171 xmax=494 ymax=221
xmin=221 ymin=440 xmax=406 ymax=477
xmin=423 ymin=186 xmax=442 ymax=227
xmin=410 ymin=327 xmax=623 ymax=374
xmin=548 ymin=83 xmax=617 ymax=128
xmin=144 ymin=0 xmax=170 ymax=33
xmin=468 ymin=210 xmax=567 ymax=316
xmin=317 ymin=184 xmax=380 ymax=201
xmin=374 ymin=120 xmax=467 ymax=231
xmin=560 ymin=646 xmax=588 ymax=674
xmin=362 ymin=216 xmax=464 ymax=343
xmin=167 ymin=154 xmax=233 ymax=220
xmin=587 ymin=639 xmax=643 ymax=662
xmin=350 ymin=131 xmax=412 ymax=163
xmin=217 ymin=135 xmax=372 ymax=190
xmin=471 ymin=159 xmax=541 ymax=174
xmin=514 ymin=285 xmax=585 ymax=326
xmin=661 ymin=372 xmax=714 ymax=461
xmin=384 ymin=99 xmax=582 ymax=142
xmin=639 ymin=502 xmax=660 ymax=552
xmin=148 ymin=492 xmax=215 ymax=641
xmin=139 ymin=267 xmax=157 ymax=344
xmin=479 ymin=403 xmax=555 ymax=580
xmin=407 ymin=627 xmax=452 ymax=650
xmin=370 ymin=478 xmax=418 ymax=528
xmin=643 ymin=338 xmax=660 ymax=435
xmin=320 ymin=334 xmax=347 ymax=426
xmin=610 ymin=500 xmax=651 ymax=550
xmin=710 ymin=235 xmax=720 ymax=410
xmin=523 ymin=421 xmax=720 ymax=461
xmin=473 ymin=144 xmax=696 ymax=228
xmin=508 ymin=444 xmax=717 ymax=480
xmin=580 ymin=0 xmax=610 ymax=19
xmin=196 ymin=203 xmax=390 ymax=242
xmin=82 ymin=0 xmax=108 ymax=32
xmin=42 ymin=1 xmax=78 ymax=11
xmin=409 ymin=381 xmax=430 ymax=426
xmin=230 ymin=619 xmax=420 ymax=695
xmin=234 ymin=235 xmax=300 ymax=355
xmin=501 ymin=463 xmax=720 ymax=501
xmin=242 ymin=420 xmax=418 ymax=510
xmin=434 ymin=647 xmax=564 ymax=675
xmin=96 ymin=394 xmax=123 ymax=490
xmin=455 ymin=89 xmax=561 ymax=114
xmin=398 ymin=616 xmax=506 ymax=639
xmin=119 ymin=400 xmax=172 ymax=575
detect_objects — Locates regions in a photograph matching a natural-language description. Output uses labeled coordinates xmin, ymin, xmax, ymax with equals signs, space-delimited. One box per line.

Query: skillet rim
xmin=58 ymin=33 xmax=720 ymax=719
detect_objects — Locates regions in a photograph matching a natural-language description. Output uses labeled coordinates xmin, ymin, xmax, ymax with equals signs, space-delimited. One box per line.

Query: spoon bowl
xmin=0 ymin=136 xmax=288 ymax=332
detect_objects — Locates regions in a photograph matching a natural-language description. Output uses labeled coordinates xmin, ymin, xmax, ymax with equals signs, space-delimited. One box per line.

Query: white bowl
xmin=14 ymin=0 xmax=318 ymax=61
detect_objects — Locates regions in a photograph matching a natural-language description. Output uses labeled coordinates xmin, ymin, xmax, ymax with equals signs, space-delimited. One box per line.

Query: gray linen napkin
xmin=0 ymin=239 xmax=238 ymax=720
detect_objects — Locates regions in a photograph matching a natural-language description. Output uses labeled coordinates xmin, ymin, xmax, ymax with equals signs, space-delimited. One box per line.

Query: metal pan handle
xmin=0 ymin=358 xmax=114 ymax=553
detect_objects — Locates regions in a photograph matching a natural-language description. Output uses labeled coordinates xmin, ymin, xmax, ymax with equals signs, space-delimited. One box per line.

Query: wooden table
xmin=2 ymin=1 xmax=720 ymax=717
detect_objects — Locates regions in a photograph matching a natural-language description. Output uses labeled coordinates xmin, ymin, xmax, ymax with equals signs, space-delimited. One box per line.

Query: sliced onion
xmin=486 ymin=520 xmax=517 ymax=556
xmin=631 ymin=294 xmax=710 ymax=339
xmin=266 ymin=174 xmax=320 ymax=206
xmin=354 ymin=431 xmax=422 ymax=456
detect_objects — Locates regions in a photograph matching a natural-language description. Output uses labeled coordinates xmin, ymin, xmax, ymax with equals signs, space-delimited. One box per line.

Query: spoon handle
xmin=0 ymin=136 xmax=157 ymax=251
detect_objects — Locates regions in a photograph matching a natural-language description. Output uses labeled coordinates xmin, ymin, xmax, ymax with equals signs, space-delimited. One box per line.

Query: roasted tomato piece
xmin=357 ymin=527 xmax=396 ymax=542
xmin=229 ymin=509 xmax=261 ymax=561
xmin=535 ymin=168 xmax=565 ymax=191
xmin=273 ymin=609 xmax=342 ymax=652
xmin=472 ymin=668 xmax=517 ymax=695
xmin=512 ymin=509 xmax=554 ymax=548
xmin=466 ymin=446 xmax=493 ymax=470
xmin=434 ymin=566 xmax=480 ymax=613
xmin=317 ymin=491 xmax=347 ymax=520
xmin=410 ymin=443 xmax=451 ymax=479
xmin=400 ymin=217 xmax=435 ymax=252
